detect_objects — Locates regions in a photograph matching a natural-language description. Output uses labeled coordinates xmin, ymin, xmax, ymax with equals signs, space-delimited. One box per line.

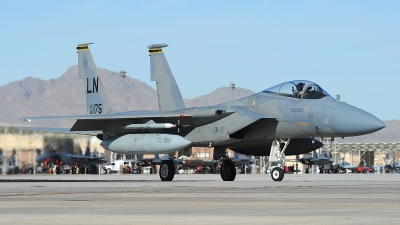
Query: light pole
xmin=230 ymin=82 xmax=235 ymax=101
xmin=120 ymin=70 xmax=127 ymax=111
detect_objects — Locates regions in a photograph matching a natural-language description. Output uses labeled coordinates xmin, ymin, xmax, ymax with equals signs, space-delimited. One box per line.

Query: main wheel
xmin=107 ymin=169 xmax=111 ymax=174
xmin=220 ymin=160 xmax=236 ymax=181
xmin=271 ymin=167 xmax=284 ymax=181
xmin=159 ymin=160 xmax=175 ymax=181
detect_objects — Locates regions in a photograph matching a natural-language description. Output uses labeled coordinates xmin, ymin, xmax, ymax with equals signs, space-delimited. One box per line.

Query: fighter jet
xmin=299 ymin=151 xmax=334 ymax=166
xmin=232 ymin=152 xmax=256 ymax=166
xmin=334 ymin=161 xmax=358 ymax=173
xmin=299 ymin=151 xmax=334 ymax=173
xmin=18 ymin=43 xmax=385 ymax=182
xmin=383 ymin=158 xmax=400 ymax=173
xmin=36 ymin=139 xmax=107 ymax=170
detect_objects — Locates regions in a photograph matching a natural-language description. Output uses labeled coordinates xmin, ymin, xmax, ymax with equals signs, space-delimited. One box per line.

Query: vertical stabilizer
xmin=77 ymin=43 xmax=113 ymax=115
xmin=148 ymin=44 xmax=187 ymax=111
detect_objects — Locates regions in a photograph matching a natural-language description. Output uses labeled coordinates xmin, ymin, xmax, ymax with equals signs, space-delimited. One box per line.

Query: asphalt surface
xmin=0 ymin=173 xmax=399 ymax=224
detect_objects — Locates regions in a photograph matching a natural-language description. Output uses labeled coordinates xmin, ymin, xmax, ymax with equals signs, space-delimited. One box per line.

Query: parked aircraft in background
xmin=233 ymin=154 xmax=256 ymax=174
xmin=232 ymin=152 xmax=256 ymax=166
xmin=333 ymin=160 xmax=358 ymax=173
xmin=299 ymin=151 xmax=333 ymax=166
xmin=36 ymin=139 xmax=107 ymax=173
xmin=300 ymin=154 xmax=364 ymax=173
xmin=299 ymin=151 xmax=334 ymax=173
xmin=18 ymin=43 xmax=385 ymax=182
xmin=179 ymin=159 xmax=218 ymax=174
xmin=383 ymin=158 xmax=400 ymax=173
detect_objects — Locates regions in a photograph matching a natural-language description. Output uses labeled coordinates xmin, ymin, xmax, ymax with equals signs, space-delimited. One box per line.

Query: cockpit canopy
xmin=263 ymin=80 xmax=330 ymax=99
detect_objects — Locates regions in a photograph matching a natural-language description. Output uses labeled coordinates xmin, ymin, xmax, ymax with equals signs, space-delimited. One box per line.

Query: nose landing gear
xmin=269 ymin=139 xmax=290 ymax=181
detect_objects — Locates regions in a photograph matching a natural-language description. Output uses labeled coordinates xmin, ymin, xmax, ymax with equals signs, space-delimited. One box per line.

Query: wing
xmin=19 ymin=109 xmax=235 ymax=134
xmin=13 ymin=126 xmax=101 ymax=135
xmin=19 ymin=110 xmax=187 ymax=122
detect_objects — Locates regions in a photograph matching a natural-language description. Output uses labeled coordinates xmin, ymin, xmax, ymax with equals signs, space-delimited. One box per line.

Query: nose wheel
xmin=271 ymin=167 xmax=284 ymax=181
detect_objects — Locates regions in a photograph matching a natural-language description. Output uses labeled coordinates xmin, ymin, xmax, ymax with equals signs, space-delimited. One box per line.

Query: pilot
xmin=293 ymin=82 xmax=305 ymax=98
xmin=300 ymin=86 xmax=312 ymax=99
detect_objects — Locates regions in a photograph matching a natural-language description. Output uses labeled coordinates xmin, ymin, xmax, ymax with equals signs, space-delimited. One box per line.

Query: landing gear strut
xmin=269 ymin=139 xmax=290 ymax=181
xmin=159 ymin=160 xmax=175 ymax=181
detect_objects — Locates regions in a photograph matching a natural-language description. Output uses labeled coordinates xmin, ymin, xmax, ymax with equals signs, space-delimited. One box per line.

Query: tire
xmin=220 ymin=160 xmax=236 ymax=181
xmin=107 ymin=169 xmax=111 ymax=174
xmin=159 ymin=160 xmax=175 ymax=181
xmin=271 ymin=167 xmax=284 ymax=181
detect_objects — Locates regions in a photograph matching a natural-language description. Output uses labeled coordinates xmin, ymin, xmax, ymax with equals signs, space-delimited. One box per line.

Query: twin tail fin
xmin=148 ymin=44 xmax=187 ymax=111
xmin=77 ymin=43 xmax=113 ymax=115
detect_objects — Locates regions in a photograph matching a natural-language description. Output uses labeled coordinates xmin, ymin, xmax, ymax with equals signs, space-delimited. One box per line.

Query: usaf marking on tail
xmin=86 ymin=77 xmax=99 ymax=94
xmin=17 ymin=43 xmax=385 ymax=182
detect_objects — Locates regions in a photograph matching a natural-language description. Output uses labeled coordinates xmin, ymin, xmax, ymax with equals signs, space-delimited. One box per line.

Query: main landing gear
xmin=269 ymin=139 xmax=290 ymax=181
xmin=213 ymin=147 xmax=237 ymax=181
xmin=220 ymin=159 xmax=236 ymax=181
xmin=159 ymin=160 xmax=175 ymax=181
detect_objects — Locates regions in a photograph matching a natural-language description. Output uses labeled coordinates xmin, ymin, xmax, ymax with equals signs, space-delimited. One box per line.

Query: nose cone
xmin=333 ymin=104 xmax=385 ymax=137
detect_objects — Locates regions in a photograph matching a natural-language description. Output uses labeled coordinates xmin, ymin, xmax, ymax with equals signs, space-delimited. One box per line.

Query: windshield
xmin=263 ymin=80 xmax=330 ymax=99
xmin=301 ymin=84 xmax=329 ymax=99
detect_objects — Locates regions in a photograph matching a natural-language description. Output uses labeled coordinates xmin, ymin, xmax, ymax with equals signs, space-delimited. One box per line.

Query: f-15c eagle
xmin=18 ymin=43 xmax=385 ymax=182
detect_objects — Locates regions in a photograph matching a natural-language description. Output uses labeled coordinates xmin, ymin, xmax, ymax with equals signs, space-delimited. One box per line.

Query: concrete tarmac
xmin=0 ymin=173 xmax=399 ymax=224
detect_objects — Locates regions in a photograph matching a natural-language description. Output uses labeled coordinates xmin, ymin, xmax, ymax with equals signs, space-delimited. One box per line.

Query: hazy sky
xmin=0 ymin=1 xmax=399 ymax=120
